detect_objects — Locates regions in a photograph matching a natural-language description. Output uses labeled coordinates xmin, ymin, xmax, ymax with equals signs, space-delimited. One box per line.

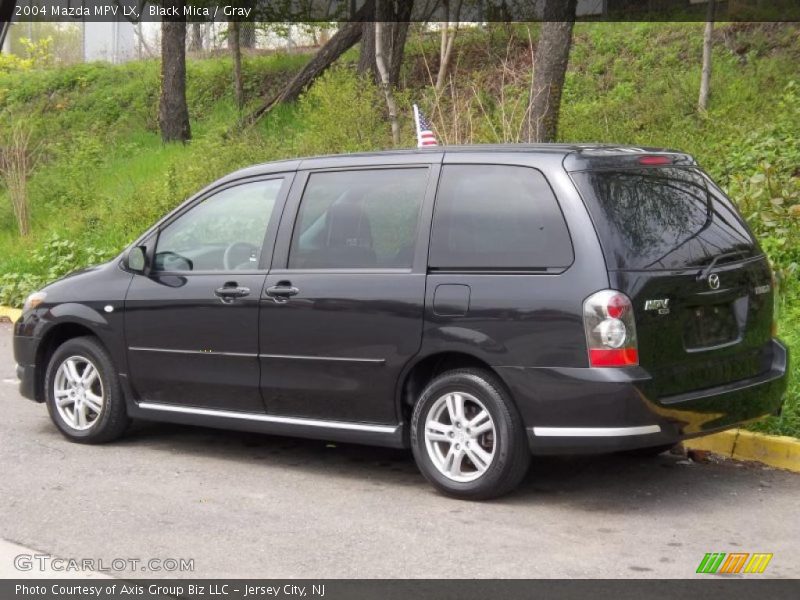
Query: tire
xmin=411 ymin=368 xmax=531 ymax=500
xmin=44 ymin=336 xmax=130 ymax=444
xmin=620 ymin=443 xmax=677 ymax=457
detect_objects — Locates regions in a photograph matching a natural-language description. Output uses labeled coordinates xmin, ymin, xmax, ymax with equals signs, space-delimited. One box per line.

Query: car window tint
xmin=429 ymin=165 xmax=573 ymax=269
xmin=154 ymin=179 xmax=282 ymax=272
xmin=289 ymin=168 xmax=428 ymax=269
xmin=571 ymin=168 xmax=755 ymax=270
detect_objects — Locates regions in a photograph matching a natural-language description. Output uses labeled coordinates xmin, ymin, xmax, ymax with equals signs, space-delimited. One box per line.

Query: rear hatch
xmin=571 ymin=164 xmax=775 ymax=399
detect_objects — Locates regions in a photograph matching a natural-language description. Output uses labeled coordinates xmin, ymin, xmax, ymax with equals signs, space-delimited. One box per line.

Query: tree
xmin=158 ymin=1 xmax=191 ymax=143
xmin=0 ymin=1 xmax=16 ymax=53
xmin=698 ymin=0 xmax=715 ymax=112
xmin=243 ymin=8 xmax=370 ymax=127
xmin=188 ymin=22 xmax=203 ymax=52
xmin=0 ymin=124 xmax=37 ymax=237
xmin=526 ymin=0 xmax=578 ymax=143
xmin=357 ymin=0 xmax=414 ymax=87
xmin=435 ymin=0 xmax=462 ymax=92
xmin=375 ymin=22 xmax=400 ymax=145
xmin=229 ymin=21 xmax=244 ymax=111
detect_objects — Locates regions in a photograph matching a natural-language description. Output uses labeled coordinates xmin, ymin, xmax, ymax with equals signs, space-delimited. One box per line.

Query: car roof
xmin=218 ymin=143 xmax=696 ymax=184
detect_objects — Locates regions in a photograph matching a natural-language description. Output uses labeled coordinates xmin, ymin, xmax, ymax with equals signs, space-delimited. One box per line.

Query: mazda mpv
xmin=14 ymin=145 xmax=789 ymax=499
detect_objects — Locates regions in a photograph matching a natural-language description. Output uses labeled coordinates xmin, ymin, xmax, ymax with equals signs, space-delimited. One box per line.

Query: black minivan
xmin=14 ymin=145 xmax=788 ymax=499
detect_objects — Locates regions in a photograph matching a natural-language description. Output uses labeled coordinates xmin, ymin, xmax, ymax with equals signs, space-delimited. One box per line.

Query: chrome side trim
xmin=259 ymin=353 xmax=386 ymax=364
xmin=532 ymin=425 xmax=661 ymax=437
xmin=129 ymin=347 xmax=257 ymax=358
xmin=137 ymin=402 xmax=399 ymax=434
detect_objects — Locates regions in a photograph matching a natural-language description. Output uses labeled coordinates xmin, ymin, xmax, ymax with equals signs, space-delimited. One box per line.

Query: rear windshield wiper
xmin=697 ymin=250 xmax=749 ymax=281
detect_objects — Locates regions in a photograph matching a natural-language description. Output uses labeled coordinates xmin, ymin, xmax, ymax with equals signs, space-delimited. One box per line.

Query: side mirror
xmin=127 ymin=246 xmax=148 ymax=274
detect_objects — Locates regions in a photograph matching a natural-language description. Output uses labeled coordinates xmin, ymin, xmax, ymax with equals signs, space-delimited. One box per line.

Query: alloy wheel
xmin=53 ymin=355 xmax=104 ymax=431
xmin=423 ymin=391 xmax=496 ymax=482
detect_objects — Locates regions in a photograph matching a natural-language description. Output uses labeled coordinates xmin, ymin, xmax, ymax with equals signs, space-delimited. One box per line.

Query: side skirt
xmin=127 ymin=399 xmax=407 ymax=449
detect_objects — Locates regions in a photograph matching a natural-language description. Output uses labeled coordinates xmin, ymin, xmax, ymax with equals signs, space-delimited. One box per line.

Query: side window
xmin=289 ymin=168 xmax=428 ymax=269
xmin=429 ymin=165 xmax=573 ymax=269
xmin=154 ymin=179 xmax=283 ymax=272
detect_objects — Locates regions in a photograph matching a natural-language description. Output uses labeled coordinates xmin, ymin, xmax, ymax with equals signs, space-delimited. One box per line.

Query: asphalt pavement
xmin=1 ymin=322 xmax=798 ymax=579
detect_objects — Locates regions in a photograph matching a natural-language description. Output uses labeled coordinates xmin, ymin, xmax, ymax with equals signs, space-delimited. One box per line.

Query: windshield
xmin=571 ymin=167 xmax=757 ymax=270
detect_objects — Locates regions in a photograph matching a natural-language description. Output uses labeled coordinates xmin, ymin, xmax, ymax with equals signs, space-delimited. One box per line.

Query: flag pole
xmin=413 ymin=104 xmax=422 ymax=148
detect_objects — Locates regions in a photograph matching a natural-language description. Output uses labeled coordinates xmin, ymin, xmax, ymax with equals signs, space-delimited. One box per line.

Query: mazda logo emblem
xmin=708 ymin=274 xmax=720 ymax=290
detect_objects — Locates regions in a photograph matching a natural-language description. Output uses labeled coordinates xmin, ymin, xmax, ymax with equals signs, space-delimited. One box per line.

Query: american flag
xmin=414 ymin=104 xmax=438 ymax=148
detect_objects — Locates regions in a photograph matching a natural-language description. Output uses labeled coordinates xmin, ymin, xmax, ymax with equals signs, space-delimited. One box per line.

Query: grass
xmin=0 ymin=22 xmax=797 ymax=436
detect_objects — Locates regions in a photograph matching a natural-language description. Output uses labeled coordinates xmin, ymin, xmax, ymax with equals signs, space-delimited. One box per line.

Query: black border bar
xmin=4 ymin=579 xmax=800 ymax=600
xmin=5 ymin=0 xmax=800 ymax=23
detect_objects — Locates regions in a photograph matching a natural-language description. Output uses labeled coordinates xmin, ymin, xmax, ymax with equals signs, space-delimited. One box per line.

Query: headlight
xmin=22 ymin=291 xmax=47 ymax=313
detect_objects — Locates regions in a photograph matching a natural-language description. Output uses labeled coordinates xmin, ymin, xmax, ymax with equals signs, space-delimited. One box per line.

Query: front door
xmin=259 ymin=165 xmax=436 ymax=424
xmin=125 ymin=176 xmax=291 ymax=412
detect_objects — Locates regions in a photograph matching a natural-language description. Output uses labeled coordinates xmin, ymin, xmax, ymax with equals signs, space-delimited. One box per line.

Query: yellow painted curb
xmin=685 ymin=428 xmax=800 ymax=473
xmin=0 ymin=305 xmax=21 ymax=323
xmin=684 ymin=430 xmax=738 ymax=457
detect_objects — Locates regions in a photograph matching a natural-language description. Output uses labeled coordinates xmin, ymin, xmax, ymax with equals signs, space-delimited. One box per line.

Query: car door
xmin=259 ymin=161 xmax=439 ymax=425
xmin=125 ymin=174 xmax=292 ymax=412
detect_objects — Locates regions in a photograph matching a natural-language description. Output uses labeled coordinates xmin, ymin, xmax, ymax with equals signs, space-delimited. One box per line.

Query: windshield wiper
xmin=697 ymin=250 xmax=749 ymax=281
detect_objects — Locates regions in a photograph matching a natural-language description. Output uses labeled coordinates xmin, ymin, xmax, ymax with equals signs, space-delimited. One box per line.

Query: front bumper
xmin=497 ymin=339 xmax=789 ymax=455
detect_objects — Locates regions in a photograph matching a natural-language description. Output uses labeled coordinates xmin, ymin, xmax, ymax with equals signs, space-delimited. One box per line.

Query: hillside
xmin=0 ymin=22 xmax=798 ymax=435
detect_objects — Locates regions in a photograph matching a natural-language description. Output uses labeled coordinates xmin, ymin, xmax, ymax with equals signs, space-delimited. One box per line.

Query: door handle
xmin=214 ymin=283 xmax=250 ymax=303
xmin=266 ymin=282 xmax=300 ymax=303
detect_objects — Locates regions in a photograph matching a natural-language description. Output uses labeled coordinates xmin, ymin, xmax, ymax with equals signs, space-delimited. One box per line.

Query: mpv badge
xmin=708 ymin=274 xmax=720 ymax=290
xmin=754 ymin=284 xmax=771 ymax=295
xmin=644 ymin=299 xmax=670 ymax=315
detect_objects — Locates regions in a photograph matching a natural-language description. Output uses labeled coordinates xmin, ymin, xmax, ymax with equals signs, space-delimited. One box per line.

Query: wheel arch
xmin=396 ymin=351 xmax=513 ymax=424
xmin=34 ymin=321 xmax=106 ymax=402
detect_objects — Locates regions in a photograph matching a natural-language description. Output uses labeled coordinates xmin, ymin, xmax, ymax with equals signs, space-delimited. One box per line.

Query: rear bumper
xmin=497 ymin=339 xmax=789 ymax=455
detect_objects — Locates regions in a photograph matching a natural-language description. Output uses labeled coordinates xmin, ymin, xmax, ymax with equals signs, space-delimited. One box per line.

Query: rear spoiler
xmin=564 ymin=149 xmax=696 ymax=172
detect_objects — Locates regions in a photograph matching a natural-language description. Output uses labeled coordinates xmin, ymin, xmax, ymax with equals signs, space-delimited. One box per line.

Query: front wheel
xmin=45 ymin=336 xmax=130 ymax=444
xmin=411 ymin=369 xmax=530 ymax=500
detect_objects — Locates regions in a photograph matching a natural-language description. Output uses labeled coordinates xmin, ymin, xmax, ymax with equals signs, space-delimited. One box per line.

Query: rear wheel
xmin=411 ymin=368 xmax=530 ymax=500
xmin=44 ymin=336 xmax=129 ymax=444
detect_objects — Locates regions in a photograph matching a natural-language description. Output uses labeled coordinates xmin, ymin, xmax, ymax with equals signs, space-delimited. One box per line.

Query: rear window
xmin=429 ymin=165 xmax=573 ymax=270
xmin=571 ymin=167 xmax=756 ymax=270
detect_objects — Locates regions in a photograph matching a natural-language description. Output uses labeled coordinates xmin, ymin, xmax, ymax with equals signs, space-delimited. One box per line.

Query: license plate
xmin=683 ymin=303 xmax=739 ymax=349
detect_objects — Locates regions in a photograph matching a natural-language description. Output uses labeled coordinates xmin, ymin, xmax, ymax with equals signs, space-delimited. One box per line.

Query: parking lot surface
xmin=1 ymin=323 xmax=798 ymax=578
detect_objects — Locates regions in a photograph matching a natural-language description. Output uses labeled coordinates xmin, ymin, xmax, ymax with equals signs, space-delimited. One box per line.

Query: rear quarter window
xmin=429 ymin=165 xmax=573 ymax=270
xmin=571 ymin=167 xmax=756 ymax=270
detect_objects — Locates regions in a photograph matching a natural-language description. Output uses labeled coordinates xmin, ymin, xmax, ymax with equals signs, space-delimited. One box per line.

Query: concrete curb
xmin=685 ymin=429 xmax=800 ymax=473
xmin=0 ymin=306 xmax=21 ymax=324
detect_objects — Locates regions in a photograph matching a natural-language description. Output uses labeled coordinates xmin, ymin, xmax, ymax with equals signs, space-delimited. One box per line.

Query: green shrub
xmin=0 ymin=233 xmax=116 ymax=306
xmin=293 ymin=66 xmax=390 ymax=155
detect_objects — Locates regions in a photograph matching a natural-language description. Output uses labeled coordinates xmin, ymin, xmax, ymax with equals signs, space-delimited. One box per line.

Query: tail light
xmin=583 ymin=290 xmax=638 ymax=367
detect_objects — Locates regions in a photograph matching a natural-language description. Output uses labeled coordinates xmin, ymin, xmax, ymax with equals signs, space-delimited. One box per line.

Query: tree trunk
xmin=240 ymin=22 xmax=256 ymax=49
xmin=698 ymin=0 xmax=715 ymax=112
xmin=357 ymin=0 xmax=412 ymax=87
xmin=229 ymin=21 xmax=244 ymax=111
xmin=356 ymin=0 xmax=377 ymax=77
xmin=188 ymin=22 xmax=203 ymax=52
xmin=0 ymin=1 xmax=16 ymax=53
xmin=243 ymin=19 xmax=365 ymax=127
xmin=159 ymin=6 xmax=191 ymax=144
xmin=357 ymin=20 xmax=377 ymax=79
xmin=435 ymin=0 xmax=462 ymax=93
xmin=526 ymin=0 xmax=577 ymax=143
xmin=387 ymin=20 xmax=410 ymax=87
xmin=375 ymin=22 xmax=400 ymax=146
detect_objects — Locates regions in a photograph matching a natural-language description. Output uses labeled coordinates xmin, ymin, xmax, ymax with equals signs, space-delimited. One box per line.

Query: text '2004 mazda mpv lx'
xmin=14 ymin=145 xmax=788 ymax=499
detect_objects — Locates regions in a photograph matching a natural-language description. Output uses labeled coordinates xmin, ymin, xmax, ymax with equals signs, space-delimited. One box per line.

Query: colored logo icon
xmin=697 ymin=552 xmax=772 ymax=574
